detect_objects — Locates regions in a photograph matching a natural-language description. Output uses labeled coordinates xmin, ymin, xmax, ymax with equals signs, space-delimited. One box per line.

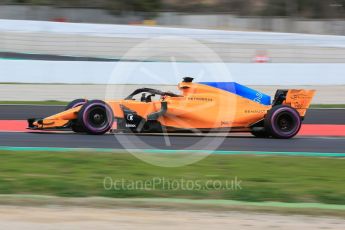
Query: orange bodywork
xmin=284 ymin=89 xmax=316 ymax=117
xmin=32 ymin=80 xmax=315 ymax=131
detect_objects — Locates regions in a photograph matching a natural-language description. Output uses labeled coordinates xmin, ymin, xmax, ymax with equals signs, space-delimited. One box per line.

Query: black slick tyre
xmin=77 ymin=100 xmax=114 ymax=135
xmin=264 ymin=105 xmax=302 ymax=139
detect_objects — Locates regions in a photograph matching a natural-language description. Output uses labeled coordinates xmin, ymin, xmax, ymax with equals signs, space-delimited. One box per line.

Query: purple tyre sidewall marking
xmin=65 ymin=99 xmax=87 ymax=110
xmin=72 ymin=102 xmax=85 ymax=108
xmin=82 ymin=102 xmax=113 ymax=133
xmin=270 ymin=107 xmax=301 ymax=137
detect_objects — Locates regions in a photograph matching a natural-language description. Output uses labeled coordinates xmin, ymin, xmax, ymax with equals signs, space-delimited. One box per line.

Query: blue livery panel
xmin=199 ymin=82 xmax=271 ymax=105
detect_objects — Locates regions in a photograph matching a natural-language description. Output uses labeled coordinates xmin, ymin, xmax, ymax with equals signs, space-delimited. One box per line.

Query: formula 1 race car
xmin=28 ymin=77 xmax=315 ymax=138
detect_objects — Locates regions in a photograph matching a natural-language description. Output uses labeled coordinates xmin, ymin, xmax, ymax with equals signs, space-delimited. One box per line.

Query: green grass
xmin=0 ymin=150 xmax=344 ymax=205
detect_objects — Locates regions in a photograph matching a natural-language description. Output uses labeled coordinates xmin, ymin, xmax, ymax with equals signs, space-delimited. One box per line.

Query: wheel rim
xmin=87 ymin=106 xmax=108 ymax=128
xmin=275 ymin=112 xmax=294 ymax=132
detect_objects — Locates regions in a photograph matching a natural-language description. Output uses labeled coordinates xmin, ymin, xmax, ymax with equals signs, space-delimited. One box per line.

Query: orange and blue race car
xmin=28 ymin=77 xmax=315 ymax=138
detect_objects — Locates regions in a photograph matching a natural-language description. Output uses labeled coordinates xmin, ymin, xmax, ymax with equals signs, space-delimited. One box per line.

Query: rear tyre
xmin=77 ymin=100 xmax=114 ymax=135
xmin=264 ymin=105 xmax=301 ymax=139
xmin=65 ymin=99 xmax=88 ymax=133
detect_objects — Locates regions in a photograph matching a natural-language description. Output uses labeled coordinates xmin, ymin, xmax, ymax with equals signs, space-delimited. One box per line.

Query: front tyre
xmin=78 ymin=100 xmax=114 ymax=135
xmin=264 ymin=105 xmax=301 ymax=139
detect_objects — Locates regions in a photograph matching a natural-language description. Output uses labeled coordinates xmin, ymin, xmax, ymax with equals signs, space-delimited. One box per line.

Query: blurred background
xmin=0 ymin=0 xmax=344 ymax=103
xmin=0 ymin=0 xmax=345 ymax=34
xmin=0 ymin=0 xmax=345 ymax=65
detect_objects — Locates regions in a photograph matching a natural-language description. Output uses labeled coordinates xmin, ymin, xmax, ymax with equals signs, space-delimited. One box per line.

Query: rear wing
xmin=273 ymin=89 xmax=316 ymax=117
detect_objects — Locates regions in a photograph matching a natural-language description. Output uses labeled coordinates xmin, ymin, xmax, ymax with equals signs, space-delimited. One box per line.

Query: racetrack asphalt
xmin=0 ymin=132 xmax=344 ymax=153
xmin=1 ymin=105 xmax=344 ymax=124
xmin=0 ymin=105 xmax=344 ymax=153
